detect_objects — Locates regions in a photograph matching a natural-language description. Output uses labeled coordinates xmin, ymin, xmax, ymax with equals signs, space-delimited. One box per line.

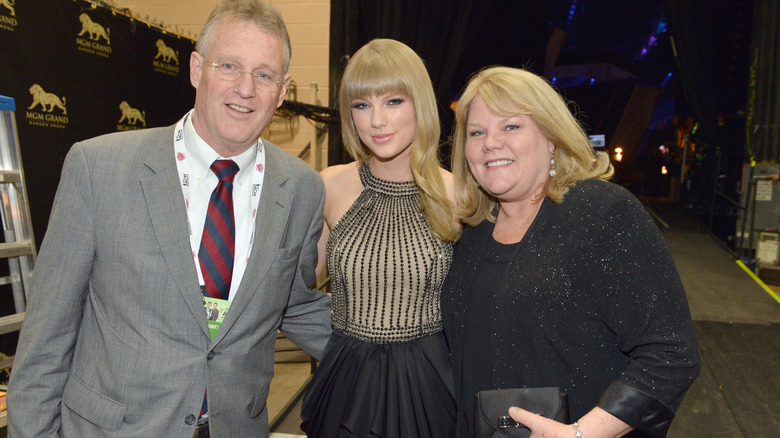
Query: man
xmin=7 ymin=1 xmax=331 ymax=437
xmin=206 ymin=301 xmax=214 ymax=319
xmin=210 ymin=303 xmax=220 ymax=321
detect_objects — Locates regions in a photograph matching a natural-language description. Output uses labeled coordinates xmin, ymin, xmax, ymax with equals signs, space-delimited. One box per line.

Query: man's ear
xmin=190 ymin=51 xmax=203 ymax=88
xmin=276 ymin=74 xmax=292 ymax=108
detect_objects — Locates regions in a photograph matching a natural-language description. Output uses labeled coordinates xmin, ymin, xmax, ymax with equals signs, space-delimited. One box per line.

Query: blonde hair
xmin=452 ymin=66 xmax=613 ymax=226
xmin=196 ymin=0 xmax=291 ymax=74
xmin=339 ymin=39 xmax=458 ymax=242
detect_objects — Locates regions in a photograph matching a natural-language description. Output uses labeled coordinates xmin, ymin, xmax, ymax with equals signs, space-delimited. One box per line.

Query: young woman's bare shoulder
xmin=321 ymin=162 xmax=364 ymax=204
xmin=321 ymin=162 xmax=355 ymax=181
xmin=321 ymin=162 xmax=360 ymax=189
xmin=438 ymin=167 xmax=456 ymax=203
xmin=321 ymin=162 xmax=363 ymax=222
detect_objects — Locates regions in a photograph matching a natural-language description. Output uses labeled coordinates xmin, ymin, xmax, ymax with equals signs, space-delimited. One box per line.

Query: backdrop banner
xmin=0 ymin=0 xmax=196 ymax=249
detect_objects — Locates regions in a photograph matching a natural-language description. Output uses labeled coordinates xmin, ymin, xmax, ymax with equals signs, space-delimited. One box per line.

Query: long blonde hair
xmin=339 ymin=39 xmax=458 ymax=242
xmin=452 ymin=66 xmax=613 ymax=226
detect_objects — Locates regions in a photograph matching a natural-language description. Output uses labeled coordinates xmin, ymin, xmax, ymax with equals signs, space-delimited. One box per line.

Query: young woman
xmin=300 ymin=39 xmax=459 ymax=437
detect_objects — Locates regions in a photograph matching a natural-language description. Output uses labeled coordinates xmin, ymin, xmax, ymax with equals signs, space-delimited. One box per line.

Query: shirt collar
xmin=183 ymin=113 xmax=258 ymax=183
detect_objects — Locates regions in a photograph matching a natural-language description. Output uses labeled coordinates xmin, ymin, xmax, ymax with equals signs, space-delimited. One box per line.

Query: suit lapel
xmin=210 ymin=141 xmax=294 ymax=345
xmin=140 ymin=126 xmax=211 ymax=339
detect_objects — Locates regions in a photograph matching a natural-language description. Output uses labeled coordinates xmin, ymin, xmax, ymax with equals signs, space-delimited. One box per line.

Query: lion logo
xmin=78 ymin=13 xmax=110 ymax=44
xmin=118 ymin=101 xmax=146 ymax=126
xmin=0 ymin=0 xmax=14 ymax=16
xmin=28 ymin=84 xmax=67 ymax=115
xmin=154 ymin=39 xmax=179 ymax=65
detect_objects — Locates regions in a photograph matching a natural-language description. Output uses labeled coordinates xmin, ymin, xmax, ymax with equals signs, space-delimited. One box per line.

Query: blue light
xmin=661 ymin=72 xmax=672 ymax=88
xmin=589 ymin=78 xmax=595 ymax=85
xmin=566 ymin=0 xmax=577 ymax=28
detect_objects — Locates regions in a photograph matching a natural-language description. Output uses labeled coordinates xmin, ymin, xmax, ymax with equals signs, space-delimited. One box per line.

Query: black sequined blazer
xmin=441 ymin=178 xmax=700 ymax=438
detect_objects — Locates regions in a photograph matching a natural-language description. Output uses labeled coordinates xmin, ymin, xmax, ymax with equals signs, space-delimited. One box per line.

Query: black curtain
xmin=746 ymin=0 xmax=780 ymax=162
xmin=328 ymin=0 xmax=495 ymax=165
xmin=664 ymin=0 xmax=752 ymax=156
xmin=0 ymin=0 xmax=195 ymax=249
xmin=664 ymin=0 xmax=723 ymax=149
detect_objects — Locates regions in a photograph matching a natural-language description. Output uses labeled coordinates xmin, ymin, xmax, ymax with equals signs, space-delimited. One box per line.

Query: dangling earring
xmin=548 ymin=153 xmax=557 ymax=178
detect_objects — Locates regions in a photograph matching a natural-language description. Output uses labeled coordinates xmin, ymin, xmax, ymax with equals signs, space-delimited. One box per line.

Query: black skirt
xmin=301 ymin=330 xmax=456 ymax=437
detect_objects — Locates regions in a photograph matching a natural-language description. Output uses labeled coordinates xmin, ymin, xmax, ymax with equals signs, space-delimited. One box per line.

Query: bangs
xmin=340 ymin=52 xmax=412 ymax=102
xmin=478 ymin=81 xmax=529 ymax=118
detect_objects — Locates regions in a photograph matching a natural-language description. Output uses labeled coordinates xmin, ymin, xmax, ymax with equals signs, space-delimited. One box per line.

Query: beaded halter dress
xmin=301 ymin=160 xmax=456 ymax=437
xmin=328 ymin=160 xmax=452 ymax=343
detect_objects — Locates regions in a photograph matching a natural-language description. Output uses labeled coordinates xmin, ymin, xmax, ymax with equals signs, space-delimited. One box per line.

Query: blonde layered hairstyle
xmin=452 ymin=66 xmax=614 ymax=226
xmin=339 ymin=39 xmax=458 ymax=242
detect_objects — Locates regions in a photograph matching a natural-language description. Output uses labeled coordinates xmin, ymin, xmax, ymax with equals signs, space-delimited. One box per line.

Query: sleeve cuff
xmin=597 ymin=381 xmax=675 ymax=437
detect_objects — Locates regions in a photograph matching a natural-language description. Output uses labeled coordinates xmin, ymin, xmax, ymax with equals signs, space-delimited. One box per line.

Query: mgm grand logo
xmin=26 ymin=84 xmax=69 ymax=129
xmin=0 ymin=0 xmax=18 ymax=31
xmin=153 ymin=39 xmax=181 ymax=76
xmin=76 ymin=13 xmax=111 ymax=58
xmin=117 ymin=101 xmax=146 ymax=131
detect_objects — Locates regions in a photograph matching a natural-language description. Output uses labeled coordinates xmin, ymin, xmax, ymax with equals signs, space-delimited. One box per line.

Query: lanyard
xmin=173 ymin=110 xmax=266 ymax=290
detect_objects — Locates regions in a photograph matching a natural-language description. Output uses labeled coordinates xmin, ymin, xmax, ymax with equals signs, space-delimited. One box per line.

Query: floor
xmin=267 ymin=337 xmax=313 ymax=437
xmin=650 ymin=202 xmax=780 ymax=437
xmin=267 ymin=200 xmax=780 ymax=437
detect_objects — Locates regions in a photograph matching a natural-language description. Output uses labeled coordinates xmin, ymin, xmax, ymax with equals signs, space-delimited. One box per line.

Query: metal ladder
xmin=0 ymin=96 xmax=36 ymax=314
xmin=0 ymin=95 xmax=37 ymax=427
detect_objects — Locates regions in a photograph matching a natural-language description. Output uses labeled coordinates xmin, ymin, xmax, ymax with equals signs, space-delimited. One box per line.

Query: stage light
xmin=661 ymin=166 xmax=668 ymax=175
xmin=566 ymin=0 xmax=577 ymax=27
xmin=661 ymin=72 xmax=672 ymax=88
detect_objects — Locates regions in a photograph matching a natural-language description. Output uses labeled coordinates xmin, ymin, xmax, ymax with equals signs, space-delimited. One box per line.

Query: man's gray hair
xmin=196 ymin=0 xmax=291 ymax=74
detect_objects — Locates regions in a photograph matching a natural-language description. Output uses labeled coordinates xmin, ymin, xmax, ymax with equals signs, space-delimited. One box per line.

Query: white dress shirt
xmin=182 ymin=115 xmax=261 ymax=301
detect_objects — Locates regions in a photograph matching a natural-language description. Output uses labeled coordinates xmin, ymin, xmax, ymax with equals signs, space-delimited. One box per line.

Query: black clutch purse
xmin=474 ymin=387 xmax=569 ymax=438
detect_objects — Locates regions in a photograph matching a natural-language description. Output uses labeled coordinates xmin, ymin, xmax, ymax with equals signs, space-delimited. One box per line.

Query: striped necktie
xmin=199 ymin=159 xmax=239 ymax=301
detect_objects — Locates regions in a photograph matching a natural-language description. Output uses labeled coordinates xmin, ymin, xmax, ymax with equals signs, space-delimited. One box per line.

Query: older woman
xmin=441 ymin=66 xmax=699 ymax=438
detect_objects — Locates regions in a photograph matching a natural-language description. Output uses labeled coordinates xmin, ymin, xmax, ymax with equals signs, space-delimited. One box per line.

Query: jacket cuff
xmin=597 ymin=381 xmax=675 ymax=438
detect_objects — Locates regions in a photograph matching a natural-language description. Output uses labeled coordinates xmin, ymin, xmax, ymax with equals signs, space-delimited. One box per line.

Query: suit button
xmin=207 ymin=350 xmax=216 ymax=360
xmin=185 ymin=414 xmax=197 ymax=425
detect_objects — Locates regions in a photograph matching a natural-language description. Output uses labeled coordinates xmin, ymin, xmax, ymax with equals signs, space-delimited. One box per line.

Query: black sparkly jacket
xmin=441 ymin=178 xmax=700 ymax=437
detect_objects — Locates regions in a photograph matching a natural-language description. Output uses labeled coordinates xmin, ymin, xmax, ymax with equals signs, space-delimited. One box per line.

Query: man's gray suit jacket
xmin=7 ymin=124 xmax=332 ymax=437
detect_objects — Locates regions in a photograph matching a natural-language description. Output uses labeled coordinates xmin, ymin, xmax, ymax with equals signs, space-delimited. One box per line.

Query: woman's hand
xmin=507 ymin=406 xmax=633 ymax=438
xmin=506 ymin=407 xmax=574 ymax=437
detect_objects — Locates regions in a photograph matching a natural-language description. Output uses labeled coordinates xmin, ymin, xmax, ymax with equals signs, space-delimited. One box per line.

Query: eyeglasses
xmin=204 ymin=58 xmax=282 ymax=92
